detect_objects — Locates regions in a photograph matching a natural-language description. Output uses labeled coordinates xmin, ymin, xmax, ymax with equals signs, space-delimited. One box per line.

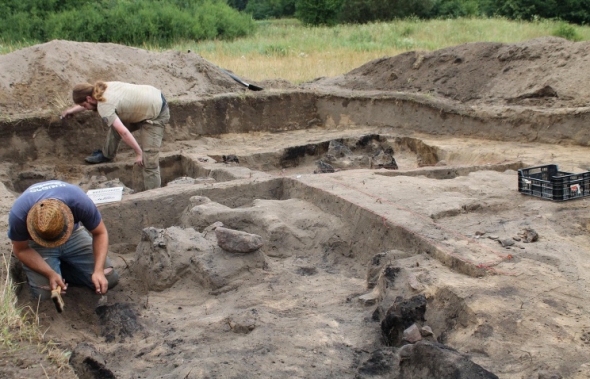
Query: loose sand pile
xmin=2 ymin=36 xmax=590 ymax=118
xmin=310 ymin=36 xmax=590 ymax=108
xmin=0 ymin=40 xmax=248 ymax=118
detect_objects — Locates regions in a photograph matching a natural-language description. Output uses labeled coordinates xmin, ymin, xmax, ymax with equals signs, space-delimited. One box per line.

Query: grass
xmin=173 ymin=17 xmax=590 ymax=83
xmin=0 ymin=253 xmax=73 ymax=374
xmin=2 ymin=17 xmax=590 ymax=83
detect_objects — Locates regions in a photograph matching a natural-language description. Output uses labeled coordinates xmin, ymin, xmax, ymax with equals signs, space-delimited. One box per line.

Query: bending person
xmin=61 ymin=81 xmax=170 ymax=190
xmin=8 ymin=180 xmax=119 ymax=301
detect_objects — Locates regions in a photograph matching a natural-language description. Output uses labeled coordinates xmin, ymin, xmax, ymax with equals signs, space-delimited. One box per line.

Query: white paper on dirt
xmin=87 ymin=187 xmax=124 ymax=204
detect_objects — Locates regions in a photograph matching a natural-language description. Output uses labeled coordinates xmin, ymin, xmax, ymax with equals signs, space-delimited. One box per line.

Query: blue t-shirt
xmin=8 ymin=180 xmax=102 ymax=242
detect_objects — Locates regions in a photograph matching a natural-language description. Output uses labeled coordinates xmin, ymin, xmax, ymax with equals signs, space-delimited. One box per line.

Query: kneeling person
xmin=8 ymin=180 xmax=119 ymax=301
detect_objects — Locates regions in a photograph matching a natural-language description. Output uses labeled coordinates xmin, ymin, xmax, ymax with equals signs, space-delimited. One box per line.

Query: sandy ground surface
xmin=1 ymin=38 xmax=590 ymax=379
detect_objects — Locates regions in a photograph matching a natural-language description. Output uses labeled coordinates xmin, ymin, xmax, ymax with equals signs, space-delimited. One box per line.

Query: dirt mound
xmin=3 ymin=37 xmax=588 ymax=119
xmin=311 ymin=37 xmax=590 ymax=107
xmin=0 ymin=39 xmax=248 ymax=117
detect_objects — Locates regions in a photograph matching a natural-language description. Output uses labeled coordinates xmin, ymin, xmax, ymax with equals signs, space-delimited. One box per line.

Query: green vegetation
xmin=295 ymin=0 xmax=342 ymax=26
xmin=488 ymin=0 xmax=590 ymax=24
xmin=172 ymin=17 xmax=590 ymax=83
xmin=0 ymin=0 xmax=255 ymax=45
xmin=552 ymin=22 xmax=582 ymax=41
xmin=0 ymin=255 xmax=72 ymax=373
xmin=2 ymin=0 xmax=589 ymax=46
xmin=228 ymin=0 xmax=590 ymax=26
xmin=186 ymin=17 xmax=590 ymax=57
xmin=2 ymin=17 xmax=590 ymax=80
xmin=245 ymin=0 xmax=296 ymax=20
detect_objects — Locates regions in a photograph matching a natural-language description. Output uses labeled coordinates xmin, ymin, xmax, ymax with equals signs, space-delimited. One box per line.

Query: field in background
xmin=180 ymin=18 xmax=590 ymax=84
xmin=1 ymin=18 xmax=589 ymax=84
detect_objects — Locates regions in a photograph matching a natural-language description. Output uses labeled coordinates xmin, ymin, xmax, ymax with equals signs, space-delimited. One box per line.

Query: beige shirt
xmin=97 ymin=82 xmax=163 ymax=126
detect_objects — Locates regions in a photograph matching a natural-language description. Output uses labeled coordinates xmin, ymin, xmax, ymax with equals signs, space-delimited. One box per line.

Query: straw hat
xmin=26 ymin=199 xmax=74 ymax=248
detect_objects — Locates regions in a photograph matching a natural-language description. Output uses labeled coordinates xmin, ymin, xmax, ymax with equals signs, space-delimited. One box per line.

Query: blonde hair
xmin=72 ymin=81 xmax=108 ymax=104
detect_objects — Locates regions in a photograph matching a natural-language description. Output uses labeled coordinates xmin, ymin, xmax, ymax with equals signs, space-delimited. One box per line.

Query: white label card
xmin=87 ymin=187 xmax=124 ymax=204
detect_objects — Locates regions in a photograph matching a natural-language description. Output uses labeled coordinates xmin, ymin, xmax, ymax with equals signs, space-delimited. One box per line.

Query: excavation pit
xmin=5 ymin=125 xmax=586 ymax=379
xmin=2 ymin=154 xmax=217 ymax=194
xmin=6 ymin=123 xmax=588 ymax=379
xmin=17 ymin=172 xmax=504 ymax=378
xmin=3 ymin=38 xmax=590 ymax=379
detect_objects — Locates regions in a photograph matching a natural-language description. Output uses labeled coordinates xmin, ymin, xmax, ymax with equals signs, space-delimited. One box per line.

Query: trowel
xmin=97 ymin=294 xmax=108 ymax=307
xmin=51 ymin=287 xmax=65 ymax=313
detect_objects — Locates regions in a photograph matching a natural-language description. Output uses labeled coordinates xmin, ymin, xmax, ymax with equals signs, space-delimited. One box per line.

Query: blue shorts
xmin=22 ymin=227 xmax=119 ymax=300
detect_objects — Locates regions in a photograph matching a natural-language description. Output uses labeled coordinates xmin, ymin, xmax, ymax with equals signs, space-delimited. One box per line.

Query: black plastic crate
xmin=518 ymin=164 xmax=590 ymax=201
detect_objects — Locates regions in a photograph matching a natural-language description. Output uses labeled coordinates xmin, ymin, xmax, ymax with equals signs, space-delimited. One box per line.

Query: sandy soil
xmin=1 ymin=38 xmax=590 ymax=379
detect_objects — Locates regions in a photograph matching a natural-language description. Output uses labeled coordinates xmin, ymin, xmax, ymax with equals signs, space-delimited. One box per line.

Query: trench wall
xmin=2 ymin=90 xmax=590 ymax=163
xmin=314 ymin=92 xmax=590 ymax=145
xmin=100 ymin=176 xmax=485 ymax=276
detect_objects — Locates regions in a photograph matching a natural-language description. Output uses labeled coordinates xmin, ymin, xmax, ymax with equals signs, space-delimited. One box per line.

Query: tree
xmin=245 ymin=0 xmax=296 ymax=19
xmin=487 ymin=0 xmax=590 ymax=24
xmin=338 ymin=0 xmax=435 ymax=24
xmin=430 ymin=0 xmax=480 ymax=18
xmin=296 ymin=0 xmax=343 ymax=25
xmin=227 ymin=0 xmax=249 ymax=11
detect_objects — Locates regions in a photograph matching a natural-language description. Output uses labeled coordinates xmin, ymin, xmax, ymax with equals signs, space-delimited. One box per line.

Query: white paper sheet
xmin=87 ymin=187 xmax=124 ymax=204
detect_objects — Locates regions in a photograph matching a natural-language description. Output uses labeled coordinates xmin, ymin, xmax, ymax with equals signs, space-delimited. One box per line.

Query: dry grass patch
xmin=0 ymin=254 xmax=73 ymax=374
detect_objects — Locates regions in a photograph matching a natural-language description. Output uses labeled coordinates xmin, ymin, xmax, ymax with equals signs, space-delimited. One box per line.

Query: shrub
xmin=337 ymin=0 xmax=435 ymax=24
xmin=295 ymin=0 xmax=343 ymax=26
xmin=260 ymin=43 xmax=290 ymax=56
xmin=552 ymin=22 xmax=581 ymax=41
xmin=227 ymin=0 xmax=249 ymax=11
xmin=246 ymin=0 xmax=297 ymax=20
xmin=0 ymin=0 xmax=255 ymax=45
xmin=431 ymin=0 xmax=480 ymax=18
xmin=488 ymin=0 xmax=590 ymax=24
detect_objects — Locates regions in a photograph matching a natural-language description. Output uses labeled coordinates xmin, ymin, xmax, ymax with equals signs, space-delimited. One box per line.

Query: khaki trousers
xmin=103 ymin=105 xmax=170 ymax=190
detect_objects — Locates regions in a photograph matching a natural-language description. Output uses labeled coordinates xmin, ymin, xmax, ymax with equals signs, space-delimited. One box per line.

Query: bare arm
xmin=112 ymin=117 xmax=144 ymax=166
xmin=61 ymin=105 xmax=86 ymax=119
xmin=12 ymin=240 xmax=67 ymax=292
xmin=89 ymin=220 xmax=110 ymax=294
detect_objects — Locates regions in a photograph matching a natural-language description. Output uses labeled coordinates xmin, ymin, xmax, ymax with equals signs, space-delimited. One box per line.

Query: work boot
xmin=84 ymin=150 xmax=111 ymax=164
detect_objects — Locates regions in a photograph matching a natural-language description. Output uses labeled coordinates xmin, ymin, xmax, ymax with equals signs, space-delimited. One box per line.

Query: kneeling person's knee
xmin=30 ymin=286 xmax=52 ymax=301
xmin=104 ymin=267 xmax=119 ymax=290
